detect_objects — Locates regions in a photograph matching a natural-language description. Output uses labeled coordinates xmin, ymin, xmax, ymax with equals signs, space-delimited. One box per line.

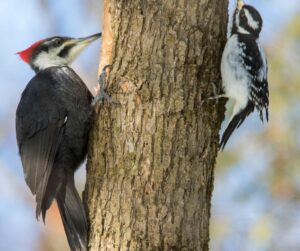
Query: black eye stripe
xmin=58 ymin=44 xmax=75 ymax=58
xmin=41 ymin=46 xmax=49 ymax=53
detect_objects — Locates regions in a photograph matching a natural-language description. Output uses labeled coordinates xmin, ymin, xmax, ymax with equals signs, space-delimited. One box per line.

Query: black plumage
xmin=16 ymin=66 xmax=92 ymax=250
xmin=238 ymin=34 xmax=269 ymax=121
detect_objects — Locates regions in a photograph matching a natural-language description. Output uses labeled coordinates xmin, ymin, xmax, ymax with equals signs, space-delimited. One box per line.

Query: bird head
xmin=233 ymin=0 xmax=263 ymax=38
xmin=17 ymin=33 xmax=101 ymax=72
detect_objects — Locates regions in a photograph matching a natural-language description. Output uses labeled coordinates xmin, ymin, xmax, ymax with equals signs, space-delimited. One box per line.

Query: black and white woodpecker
xmin=16 ymin=33 xmax=102 ymax=251
xmin=218 ymin=0 xmax=269 ymax=149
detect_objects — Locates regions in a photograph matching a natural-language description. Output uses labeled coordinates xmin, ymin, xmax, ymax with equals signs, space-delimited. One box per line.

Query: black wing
xmin=239 ymin=34 xmax=269 ymax=122
xmin=16 ymin=71 xmax=67 ymax=217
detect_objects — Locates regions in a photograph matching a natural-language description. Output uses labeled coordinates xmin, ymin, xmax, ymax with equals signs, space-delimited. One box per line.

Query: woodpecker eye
xmin=53 ymin=38 xmax=63 ymax=47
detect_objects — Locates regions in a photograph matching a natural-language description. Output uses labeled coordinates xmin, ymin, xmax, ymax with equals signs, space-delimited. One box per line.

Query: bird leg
xmin=207 ymin=94 xmax=227 ymax=101
xmin=92 ymin=65 xmax=117 ymax=106
xmin=201 ymin=82 xmax=227 ymax=104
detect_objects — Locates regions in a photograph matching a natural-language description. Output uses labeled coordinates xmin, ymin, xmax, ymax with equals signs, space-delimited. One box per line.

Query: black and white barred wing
xmin=239 ymin=35 xmax=269 ymax=122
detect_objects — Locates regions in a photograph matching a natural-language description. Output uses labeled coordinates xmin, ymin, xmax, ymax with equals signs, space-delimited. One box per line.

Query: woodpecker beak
xmin=61 ymin=33 xmax=102 ymax=63
xmin=66 ymin=33 xmax=102 ymax=48
xmin=237 ymin=0 xmax=244 ymax=10
xmin=75 ymin=33 xmax=102 ymax=45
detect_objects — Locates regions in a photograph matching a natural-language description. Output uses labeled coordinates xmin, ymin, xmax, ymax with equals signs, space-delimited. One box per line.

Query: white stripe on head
xmin=244 ymin=9 xmax=259 ymax=30
xmin=235 ymin=12 xmax=250 ymax=35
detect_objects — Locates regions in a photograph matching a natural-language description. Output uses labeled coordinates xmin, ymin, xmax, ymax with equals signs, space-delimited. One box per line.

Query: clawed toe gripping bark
xmin=92 ymin=65 xmax=118 ymax=106
xmin=201 ymin=82 xmax=227 ymax=105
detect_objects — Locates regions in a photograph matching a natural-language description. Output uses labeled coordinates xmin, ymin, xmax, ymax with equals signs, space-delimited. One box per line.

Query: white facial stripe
xmin=238 ymin=26 xmax=250 ymax=34
xmin=32 ymin=42 xmax=89 ymax=70
xmin=238 ymin=26 xmax=250 ymax=35
xmin=244 ymin=9 xmax=259 ymax=30
xmin=33 ymin=49 xmax=68 ymax=70
xmin=235 ymin=10 xmax=250 ymax=35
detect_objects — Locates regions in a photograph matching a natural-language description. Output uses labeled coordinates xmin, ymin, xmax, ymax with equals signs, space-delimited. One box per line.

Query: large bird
xmin=16 ymin=33 xmax=101 ymax=250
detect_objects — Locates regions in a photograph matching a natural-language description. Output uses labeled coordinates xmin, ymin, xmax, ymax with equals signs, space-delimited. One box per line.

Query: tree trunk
xmin=84 ymin=0 xmax=228 ymax=250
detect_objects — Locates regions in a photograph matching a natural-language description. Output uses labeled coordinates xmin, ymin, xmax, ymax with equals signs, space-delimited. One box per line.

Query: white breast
xmin=221 ymin=35 xmax=250 ymax=111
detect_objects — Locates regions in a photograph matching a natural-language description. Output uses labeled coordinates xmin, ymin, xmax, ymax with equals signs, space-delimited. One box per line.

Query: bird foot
xmin=92 ymin=65 xmax=118 ymax=106
xmin=207 ymin=94 xmax=227 ymax=101
xmin=201 ymin=82 xmax=226 ymax=104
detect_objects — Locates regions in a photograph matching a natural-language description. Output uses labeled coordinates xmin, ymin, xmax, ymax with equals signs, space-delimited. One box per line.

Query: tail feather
xmin=39 ymin=168 xmax=64 ymax=222
xmin=220 ymin=102 xmax=255 ymax=150
xmin=56 ymin=171 xmax=88 ymax=251
xmin=265 ymin=108 xmax=269 ymax=122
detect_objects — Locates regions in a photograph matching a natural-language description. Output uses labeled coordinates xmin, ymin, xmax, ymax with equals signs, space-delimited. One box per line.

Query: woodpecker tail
xmin=220 ymin=102 xmax=255 ymax=150
xmin=56 ymin=171 xmax=88 ymax=251
xmin=36 ymin=167 xmax=62 ymax=221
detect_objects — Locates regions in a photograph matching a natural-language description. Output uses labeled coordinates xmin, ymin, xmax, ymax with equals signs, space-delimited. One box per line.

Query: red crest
xmin=17 ymin=39 xmax=44 ymax=63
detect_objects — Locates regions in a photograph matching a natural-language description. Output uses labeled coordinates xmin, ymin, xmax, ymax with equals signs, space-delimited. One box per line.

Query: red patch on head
xmin=17 ymin=39 xmax=44 ymax=63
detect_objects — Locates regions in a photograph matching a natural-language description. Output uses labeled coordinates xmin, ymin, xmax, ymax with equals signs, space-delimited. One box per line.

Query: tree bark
xmin=84 ymin=0 xmax=228 ymax=250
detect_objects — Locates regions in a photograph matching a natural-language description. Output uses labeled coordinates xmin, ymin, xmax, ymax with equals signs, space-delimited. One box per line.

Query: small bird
xmin=219 ymin=0 xmax=269 ymax=149
xmin=16 ymin=33 xmax=102 ymax=251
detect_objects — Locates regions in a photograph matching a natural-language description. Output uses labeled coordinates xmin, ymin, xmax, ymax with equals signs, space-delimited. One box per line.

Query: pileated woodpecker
xmin=16 ymin=33 xmax=101 ymax=251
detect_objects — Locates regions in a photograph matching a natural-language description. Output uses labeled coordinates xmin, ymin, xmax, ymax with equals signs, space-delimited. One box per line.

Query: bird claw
xmin=201 ymin=82 xmax=226 ymax=105
xmin=207 ymin=94 xmax=227 ymax=101
xmin=92 ymin=65 xmax=119 ymax=106
xmin=92 ymin=90 xmax=116 ymax=106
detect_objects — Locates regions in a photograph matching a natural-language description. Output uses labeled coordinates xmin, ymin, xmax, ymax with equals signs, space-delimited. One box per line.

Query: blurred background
xmin=0 ymin=0 xmax=299 ymax=250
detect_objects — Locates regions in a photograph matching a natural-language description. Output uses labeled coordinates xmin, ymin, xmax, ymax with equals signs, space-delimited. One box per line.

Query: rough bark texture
xmin=84 ymin=1 xmax=228 ymax=250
